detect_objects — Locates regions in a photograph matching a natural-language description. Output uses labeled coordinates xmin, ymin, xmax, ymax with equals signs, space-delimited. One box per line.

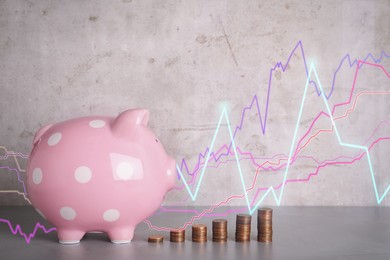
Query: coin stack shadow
xmin=192 ymin=224 xmax=207 ymax=243
xmin=212 ymin=219 xmax=228 ymax=242
xmin=257 ymin=208 xmax=273 ymax=243
xmin=235 ymin=214 xmax=252 ymax=242
xmin=170 ymin=229 xmax=185 ymax=242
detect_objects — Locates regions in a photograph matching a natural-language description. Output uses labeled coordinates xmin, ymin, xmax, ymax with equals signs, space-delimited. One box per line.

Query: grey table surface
xmin=1 ymin=206 xmax=390 ymax=260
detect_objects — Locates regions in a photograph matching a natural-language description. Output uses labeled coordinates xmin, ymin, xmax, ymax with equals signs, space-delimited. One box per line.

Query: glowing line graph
xmin=199 ymin=117 xmax=390 ymax=207
xmin=179 ymin=58 xmax=390 ymax=194
xmin=1 ymin=42 xmax=387 ymax=202
xmin=8 ymin=137 xmax=387 ymax=242
xmin=255 ymin=61 xmax=390 ymax=204
xmin=180 ymin=112 xmax=390 ymax=198
xmin=177 ymin=42 xmax=390 ymax=182
xmin=174 ymin=115 xmax=388 ymax=205
xmin=315 ymin=65 xmax=390 ymax=204
xmin=146 ymin=136 xmax=390 ymax=232
xmin=192 ymin=119 xmax=390 ymax=207
xmin=292 ymin=89 xmax=390 ymax=159
xmin=145 ymin=91 xmax=390 ymax=230
xmin=1 ymin=60 xmax=388 ymax=205
xmin=2 ymin=99 xmax=387 ymax=211
xmin=177 ymin=96 xmax=389 ymax=205
xmin=4 ymin=89 xmax=388 ymax=205
xmin=1 ymin=47 xmax=389 ymax=242
xmin=176 ymin=60 xmax=390 ymax=215
xmin=250 ymin=136 xmax=390 ymax=206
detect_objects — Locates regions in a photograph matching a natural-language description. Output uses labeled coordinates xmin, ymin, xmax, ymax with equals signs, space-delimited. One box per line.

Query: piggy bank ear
xmin=111 ymin=109 xmax=150 ymax=137
xmin=33 ymin=124 xmax=53 ymax=145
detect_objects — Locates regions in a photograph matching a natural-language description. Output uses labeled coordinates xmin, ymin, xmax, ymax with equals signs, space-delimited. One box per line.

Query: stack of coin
xmin=192 ymin=224 xmax=207 ymax=243
xmin=235 ymin=214 xmax=252 ymax=242
xmin=257 ymin=208 xmax=273 ymax=243
xmin=170 ymin=229 xmax=185 ymax=242
xmin=148 ymin=235 xmax=164 ymax=243
xmin=212 ymin=219 xmax=228 ymax=242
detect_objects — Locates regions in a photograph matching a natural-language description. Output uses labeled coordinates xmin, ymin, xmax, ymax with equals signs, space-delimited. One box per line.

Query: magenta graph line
xmin=177 ymin=41 xmax=390 ymax=183
xmin=177 ymin=58 xmax=390 ymax=203
xmin=1 ymin=43 xmax=389 ymax=242
xmin=145 ymin=136 xmax=390 ymax=231
xmin=250 ymin=137 xmax=390 ymax=206
xmin=0 ymin=218 xmax=56 ymax=244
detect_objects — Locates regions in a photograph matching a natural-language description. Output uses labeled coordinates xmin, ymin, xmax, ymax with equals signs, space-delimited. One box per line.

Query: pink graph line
xmin=144 ymin=136 xmax=390 ymax=232
xmin=331 ymin=61 xmax=390 ymax=115
xmin=144 ymin=59 xmax=390 ymax=230
xmin=238 ymin=60 xmax=390 ymax=206
xmin=1 ymin=49 xmax=389 ymax=242
xmin=10 ymin=119 xmax=382 ymax=239
xmin=250 ymin=137 xmax=390 ymax=205
xmin=3 ymin=126 xmax=387 ymax=244
xmin=177 ymin=44 xmax=389 ymax=185
xmin=180 ymin=59 xmax=390 ymax=196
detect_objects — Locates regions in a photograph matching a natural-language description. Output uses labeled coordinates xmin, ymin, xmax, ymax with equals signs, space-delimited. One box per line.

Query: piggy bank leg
xmin=57 ymin=229 xmax=85 ymax=245
xmin=107 ymin=226 xmax=134 ymax=244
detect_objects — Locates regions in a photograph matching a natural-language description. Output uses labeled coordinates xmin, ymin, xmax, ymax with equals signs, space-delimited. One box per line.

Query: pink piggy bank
xmin=26 ymin=109 xmax=176 ymax=244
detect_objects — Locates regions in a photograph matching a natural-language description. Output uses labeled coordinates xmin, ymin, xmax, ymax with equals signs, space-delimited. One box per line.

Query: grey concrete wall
xmin=0 ymin=0 xmax=389 ymax=206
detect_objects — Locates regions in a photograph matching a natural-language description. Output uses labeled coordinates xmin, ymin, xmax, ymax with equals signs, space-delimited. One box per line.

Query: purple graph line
xmin=174 ymin=116 xmax=390 ymax=204
xmin=1 ymin=43 xmax=389 ymax=243
xmin=178 ymin=42 xmax=389 ymax=187
xmin=1 ymin=41 xmax=388 ymax=200
xmin=0 ymin=218 xmax=56 ymax=244
xmin=0 ymin=166 xmax=28 ymax=195
xmin=153 ymin=136 xmax=388 ymax=217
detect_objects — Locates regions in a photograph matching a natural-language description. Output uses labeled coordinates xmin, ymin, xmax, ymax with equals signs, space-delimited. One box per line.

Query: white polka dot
xmin=116 ymin=162 xmax=133 ymax=180
xmin=48 ymin=132 xmax=62 ymax=146
xmin=103 ymin=209 xmax=120 ymax=222
xmin=60 ymin=207 xmax=76 ymax=220
xmin=167 ymin=170 xmax=172 ymax=176
xmin=74 ymin=166 xmax=92 ymax=183
xmin=32 ymin=168 xmax=43 ymax=184
xmin=89 ymin=120 xmax=106 ymax=128
xmin=110 ymin=153 xmax=144 ymax=181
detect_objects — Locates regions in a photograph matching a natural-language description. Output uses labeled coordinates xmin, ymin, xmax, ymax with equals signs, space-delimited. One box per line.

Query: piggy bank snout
xmin=165 ymin=157 xmax=176 ymax=191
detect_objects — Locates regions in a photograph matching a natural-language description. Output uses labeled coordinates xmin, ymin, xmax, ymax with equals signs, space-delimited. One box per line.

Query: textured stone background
xmin=0 ymin=0 xmax=389 ymax=206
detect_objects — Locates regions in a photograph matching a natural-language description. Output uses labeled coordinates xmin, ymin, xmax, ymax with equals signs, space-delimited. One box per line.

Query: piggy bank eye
xmin=155 ymin=139 xmax=159 ymax=143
